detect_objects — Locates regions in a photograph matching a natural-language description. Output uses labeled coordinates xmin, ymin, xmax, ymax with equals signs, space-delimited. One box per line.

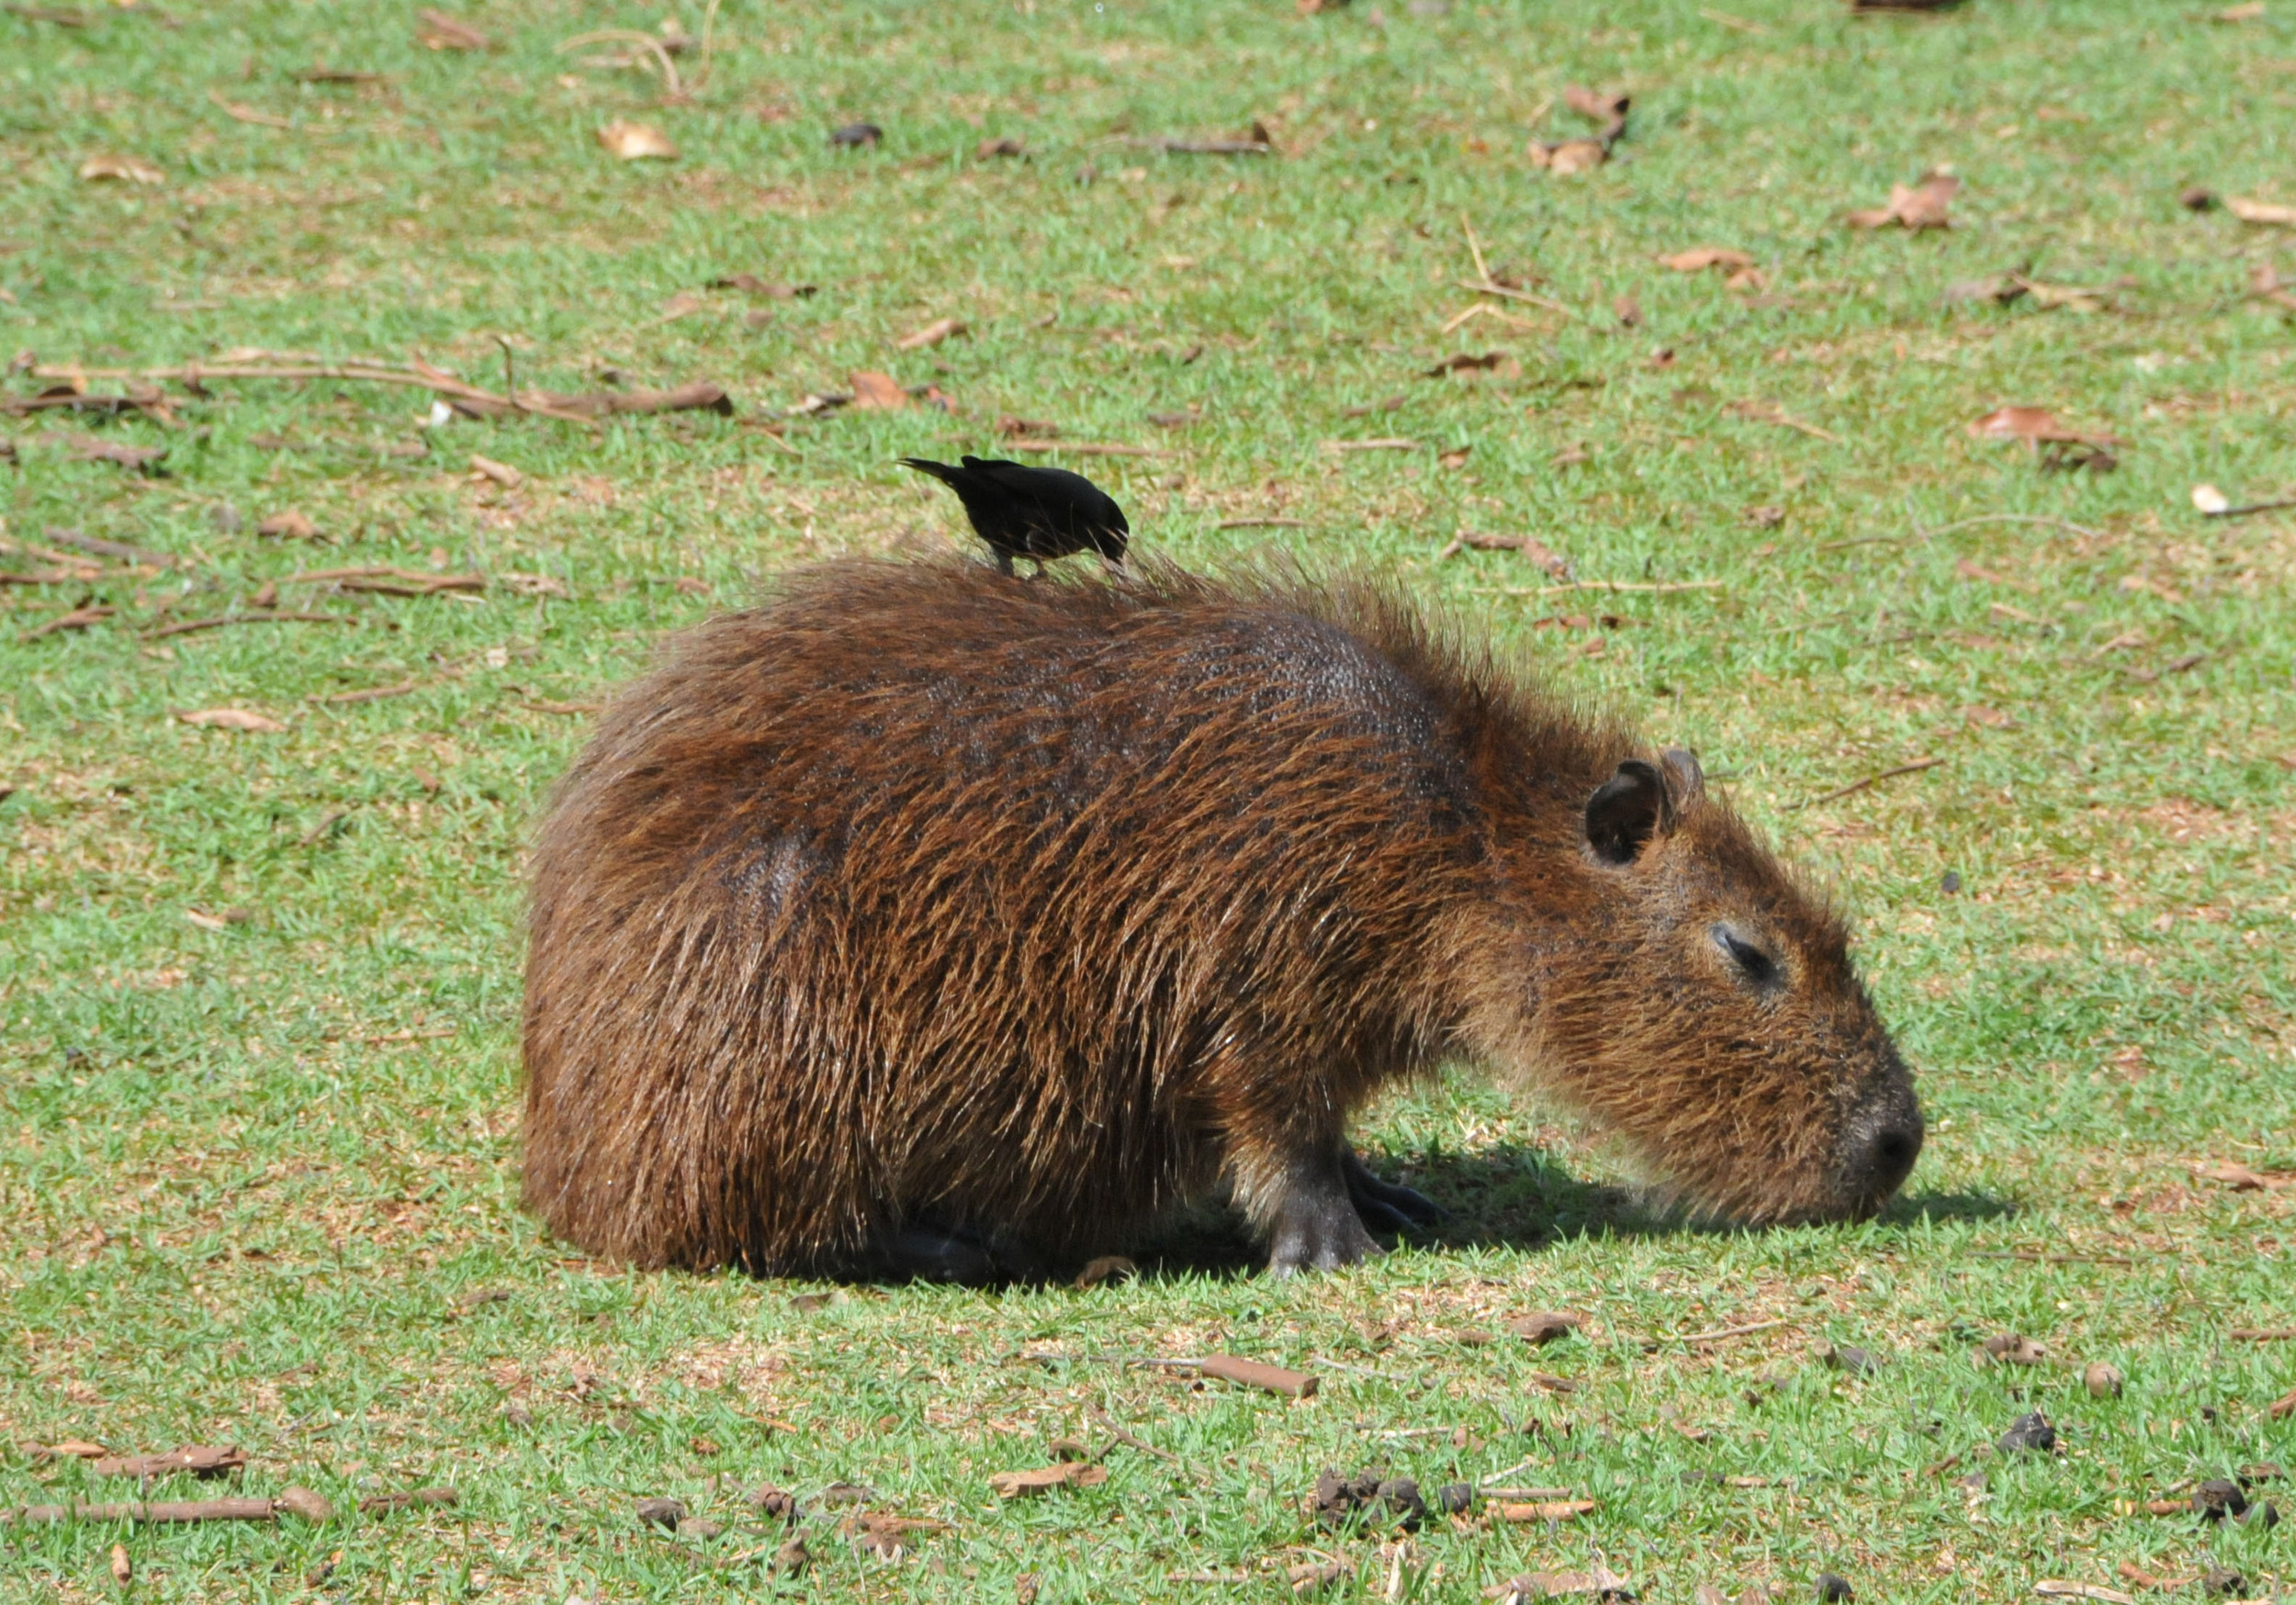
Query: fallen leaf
xmin=2181 ymin=185 xmax=2218 ymax=211
xmin=997 ymin=415 xmax=1060 ymax=439
xmin=636 ymin=1497 xmax=687 ymax=1528
xmin=109 ymin=1544 xmax=130 ymax=1584
xmin=975 ymin=136 xmax=1026 ymax=159
xmin=1506 ymin=1311 xmax=1583 ymax=1345
xmin=656 ymin=290 xmax=708 ymax=322
xmin=2268 ymin=1386 xmax=2296 ymax=1420
xmin=1848 ymin=171 xmax=1958 ymax=230
xmin=1967 ymin=407 xmax=2109 ymax=446
xmin=2084 ymin=1362 xmax=2124 ymax=1397
xmin=988 ymin=1462 xmax=1109 ymax=1498
xmin=1289 ymin=1559 xmax=1347 ymax=1595
xmin=179 ymin=708 xmax=287 ymax=733
xmin=37 ymin=1441 xmax=108 ymax=1461
xmin=92 ymin=1445 xmax=246 ymax=1478
xmin=79 ymin=154 xmax=163 ymax=185
xmin=598 ymin=121 xmax=678 ymax=162
xmin=895 ymin=317 xmax=967 ymax=351
xmin=829 ymin=121 xmax=884 ymax=149
xmin=468 ymin=454 xmax=523 ymax=488
xmin=1978 ymin=1333 xmax=2048 ymax=1365
xmin=1562 ymin=85 xmax=1630 ymax=124
xmin=678 ymin=1516 xmax=725 ymax=1539
xmin=2226 ymin=196 xmax=2296 ymax=226
xmin=1073 ymin=1254 xmax=1136 ymax=1289
xmin=1744 ymin=503 xmax=1785 ymax=528
xmin=415 ymin=8 xmax=489 ymax=49
xmin=1662 ymin=247 xmax=1755 ymax=274
xmin=1822 ymin=1341 xmax=1880 ymax=1375
xmin=849 ymin=371 xmax=907 ymax=410
xmin=255 ymin=510 xmax=319 ymax=540
xmin=1613 ymin=293 xmax=1641 ymax=325
xmin=1440 ymin=445 xmax=1472 ymax=468
xmin=1530 ymin=138 xmax=1608 ymax=174
xmin=2216 ymin=1 xmax=2266 ymax=18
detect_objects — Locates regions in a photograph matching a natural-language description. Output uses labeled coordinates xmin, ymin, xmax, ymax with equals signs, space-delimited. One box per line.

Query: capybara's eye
xmin=1712 ymin=925 xmax=1781 ymax=989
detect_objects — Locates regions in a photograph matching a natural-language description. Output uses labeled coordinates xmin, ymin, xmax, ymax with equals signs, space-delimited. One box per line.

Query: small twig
xmin=1215 ymin=517 xmax=1307 ymax=529
xmin=145 ymin=611 xmax=353 ymax=640
xmin=556 ymin=28 xmax=684 ymax=98
xmin=496 ymin=336 xmax=516 ymax=409
xmin=42 ymin=528 xmax=179 ymax=567
xmin=1815 ymin=533 xmax=1908 ymax=551
xmin=1919 ymin=513 xmax=2102 ymax=541
xmin=1455 ymin=279 xmax=1578 ymax=317
xmin=1971 ymin=1250 xmax=2138 ymax=1267
xmin=1088 ymin=1405 xmax=1180 ymax=1464
xmin=312 ymin=679 xmax=417 ymax=705
xmin=297 ymin=809 xmax=350 ymax=847
xmin=1000 ymin=440 xmax=1162 ymax=456
xmin=1459 ymin=210 xmax=1493 ymax=285
xmin=1699 ymin=6 xmax=1770 ymax=30
xmin=4 ymin=1499 xmax=278 ymax=1525
xmin=695 ymin=0 xmax=723 ymax=88
xmin=1306 ymin=1353 xmax=1390 ymax=1381
xmin=1791 ymin=757 xmax=1941 ymax=810
xmin=2231 ymin=1326 xmax=2296 ymax=1341
xmin=208 ymin=88 xmax=292 ymax=129
xmin=2199 ymin=495 xmax=2296 ymax=520
xmin=1485 ymin=579 xmax=1723 ymax=597
xmin=1669 ymin=1318 xmax=1793 ymax=1347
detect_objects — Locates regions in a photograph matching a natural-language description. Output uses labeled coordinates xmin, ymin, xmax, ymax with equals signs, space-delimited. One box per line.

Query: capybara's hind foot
xmin=1343 ymin=1147 xmax=1446 ymax=1232
xmin=1265 ymin=1159 xmax=1383 ymax=1277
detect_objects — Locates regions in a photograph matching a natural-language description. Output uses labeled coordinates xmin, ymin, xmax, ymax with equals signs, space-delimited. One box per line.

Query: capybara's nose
xmin=1850 ymin=1112 xmax=1923 ymax=1211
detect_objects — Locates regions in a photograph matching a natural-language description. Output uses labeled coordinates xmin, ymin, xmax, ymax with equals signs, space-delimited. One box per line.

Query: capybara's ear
xmin=1585 ymin=759 xmax=1670 ymax=864
xmin=1660 ymin=746 xmax=1705 ymax=804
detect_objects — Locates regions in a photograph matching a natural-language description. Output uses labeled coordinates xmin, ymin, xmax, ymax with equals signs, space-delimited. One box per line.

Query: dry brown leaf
xmin=469 ymin=454 xmax=523 ymax=488
xmin=415 ymin=8 xmax=490 ymax=49
xmin=109 ymin=1544 xmax=130 ymax=1585
xmin=1486 ymin=1566 xmax=1632 ymax=1600
xmin=656 ymin=291 xmax=707 ymax=322
xmin=1977 ymin=1333 xmax=2049 ymax=1365
xmin=2216 ymin=1 xmax=2266 ymax=19
xmin=1613 ymin=293 xmax=1641 ymax=326
xmin=79 ymin=154 xmax=163 ymax=185
xmin=1531 ymin=138 xmax=1608 ymax=174
xmin=895 ymin=317 xmax=967 ymax=351
xmin=2228 ymin=195 xmax=2296 ymax=226
xmin=1507 ymin=1310 xmax=1583 ymax=1344
xmin=849 ymin=371 xmax=907 ymax=410
xmin=988 ymin=1462 xmax=1109 ymax=1498
xmin=179 ymin=708 xmax=287 ymax=733
xmin=1562 ymin=85 xmax=1630 ymax=123
xmin=1850 ymin=172 xmax=1958 ymax=230
xmin=975 ymin=135 xmax=1026 ymax=159
xmin=598 ymin=121 xmax=678 ymax=162
xmin=1663 ymin=247 xmax=1755 ymax=274
xmin=256 ymin=510 xmax=319 ymax=540
xmin=1967 ymin=407 xmax=2066 ymax=442
xmin=37 ymin=1441 xmax=108 ymax=1461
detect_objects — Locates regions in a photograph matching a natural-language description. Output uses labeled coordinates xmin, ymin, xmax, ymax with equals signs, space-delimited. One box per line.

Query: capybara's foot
xmin=1266 ymin=1160 xmax=1384 ymax=1277
xmin=1343 ymin=1147 xmax=1446 ymax=1232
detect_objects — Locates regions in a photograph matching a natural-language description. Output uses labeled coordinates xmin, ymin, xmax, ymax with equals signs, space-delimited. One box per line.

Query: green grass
xmin=3 ymin=0 xmax=2293 ymax=1599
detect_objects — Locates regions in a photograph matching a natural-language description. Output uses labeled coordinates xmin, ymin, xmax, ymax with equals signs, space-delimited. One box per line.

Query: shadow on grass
xmin=1120 ymin=1148 xmax=2020 ymax=1282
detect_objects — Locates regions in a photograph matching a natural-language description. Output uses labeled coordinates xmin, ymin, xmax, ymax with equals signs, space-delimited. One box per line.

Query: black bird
xmin=900 ymin=456 xmax=1131 ymax=576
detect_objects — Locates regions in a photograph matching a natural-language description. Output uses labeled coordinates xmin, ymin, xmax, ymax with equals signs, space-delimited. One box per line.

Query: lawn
xmin=2 ymin=0 xmax=2292 ymax=1599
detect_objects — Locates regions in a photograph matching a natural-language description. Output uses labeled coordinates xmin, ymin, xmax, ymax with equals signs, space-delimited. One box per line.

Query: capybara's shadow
xmin=1112 ymin=1147 xmax=2017 ymax=1283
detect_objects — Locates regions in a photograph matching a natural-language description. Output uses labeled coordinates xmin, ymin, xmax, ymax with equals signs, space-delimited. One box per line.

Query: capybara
xmin=522 ymin=557 xmax=1921 ymax=1279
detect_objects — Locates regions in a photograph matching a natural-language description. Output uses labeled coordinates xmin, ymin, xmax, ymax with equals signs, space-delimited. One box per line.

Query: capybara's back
xmin=523 ymin=557 xmax=1921 ymax=1278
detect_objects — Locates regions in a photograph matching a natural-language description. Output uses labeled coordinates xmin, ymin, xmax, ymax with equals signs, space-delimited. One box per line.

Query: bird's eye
xmin=1713 ymin=926 xmax=1780 ymax=988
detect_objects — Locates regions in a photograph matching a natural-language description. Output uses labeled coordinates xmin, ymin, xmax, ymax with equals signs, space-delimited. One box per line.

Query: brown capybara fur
xmin=522 ymin=556 xmax=1921 ymax=1279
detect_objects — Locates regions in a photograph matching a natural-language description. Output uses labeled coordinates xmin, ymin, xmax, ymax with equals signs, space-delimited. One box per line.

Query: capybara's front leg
xmin=1249 ymin=1148 xmax=1384 ymax=1277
